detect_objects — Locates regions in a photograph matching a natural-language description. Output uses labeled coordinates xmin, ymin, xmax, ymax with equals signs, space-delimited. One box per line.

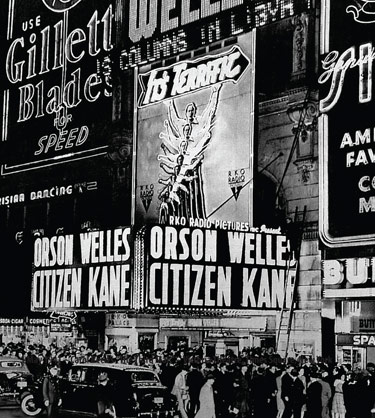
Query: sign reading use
xmin=31 ymin=228 xmax=132 ymax=311
xmin=319 ymin=0 xmax=375 ymax=247
xmin=1 ymin=0 xmax=113 ymax=174
xmin=134 ymin=225 xmax=296 ymax=311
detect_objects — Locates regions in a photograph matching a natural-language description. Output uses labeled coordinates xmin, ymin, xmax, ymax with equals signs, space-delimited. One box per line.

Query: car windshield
xmin=130 ymin=371 xmax=159 ymax=382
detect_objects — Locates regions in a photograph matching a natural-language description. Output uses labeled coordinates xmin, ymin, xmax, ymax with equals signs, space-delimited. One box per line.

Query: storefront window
xmin=226 ymin=343 xmax=239 ymax=356
xmin=138 ymin=334 xmax=155 ymax=352
xmin=167 ymin=336 xmax=189 ymax=352
xmin=337 ymin=345 xmax=365 ymax=369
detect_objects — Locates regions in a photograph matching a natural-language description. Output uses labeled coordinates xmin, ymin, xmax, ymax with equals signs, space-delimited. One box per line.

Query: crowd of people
xmin=167 ymin=360 xmax=375 ymax=418
xmin=1 ymin=341 xmax=375 ymax=418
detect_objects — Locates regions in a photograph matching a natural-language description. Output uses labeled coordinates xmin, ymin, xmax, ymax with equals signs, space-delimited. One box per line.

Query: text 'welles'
xmin=33 ymin=228 xmax=131 ymax=267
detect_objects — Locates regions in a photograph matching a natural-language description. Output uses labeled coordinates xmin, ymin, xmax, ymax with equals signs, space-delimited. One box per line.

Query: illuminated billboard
xmin=319 ymin=0 xmax=375 ymax=247
xmin=119 ymin=0 xmax=312 ymax=69
xmin=1 ymin=0 xmax=113 ymax=174
xmin=323 ymin=257 xmax=375 ymax=299
xmin=31 ymin=227 xmax=132 ymax=311
xmin=134 ymin=32 xmax=255 ymax=226
xmin=134 ymin=225 xmax=296 ymax=311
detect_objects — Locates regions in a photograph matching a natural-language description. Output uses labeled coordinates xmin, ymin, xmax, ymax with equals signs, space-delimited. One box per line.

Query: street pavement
xmin=0 ymin=407 xmax=25 ymax=418
xmin=0 ymin=407 xmax=71 ymax=418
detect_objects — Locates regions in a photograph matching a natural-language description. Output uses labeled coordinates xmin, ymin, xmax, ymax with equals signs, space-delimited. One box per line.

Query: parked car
xmin=57 ymin=363 xmax=179 ymax=418
xmin=20 ymin=376 xmax=44 ymax=416
xmin=0 ymin=356 xmax=33 ymax=406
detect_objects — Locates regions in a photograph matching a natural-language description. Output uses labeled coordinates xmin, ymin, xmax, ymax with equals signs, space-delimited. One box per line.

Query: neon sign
xmin=120 ymin=0 xmax=312 ymax=69
xmin=318 ymin=0 xmax=375 ymax=247
xmin=346 ymin=1 xmax=375 ymax=24
xmin=1 ymin=0 xmax=113 ymax=174
xmin=319 ymin=45 xmax=373 ymax=112
xmin=42 ymin=0 xmax=83 ymax=13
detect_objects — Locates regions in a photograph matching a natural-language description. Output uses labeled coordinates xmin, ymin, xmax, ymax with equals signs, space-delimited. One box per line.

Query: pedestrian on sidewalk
xmin=43 ymin=364 xmax=62 ymax=418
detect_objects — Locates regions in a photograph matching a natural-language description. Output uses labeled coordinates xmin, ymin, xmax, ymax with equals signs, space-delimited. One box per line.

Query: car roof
xmin=0 ymin=357 xmax=30 ymax=373
xmin=71 ymin=363 xmax=156 ymax=373
xmin=0 ymin=356 xmax=24 ymax=361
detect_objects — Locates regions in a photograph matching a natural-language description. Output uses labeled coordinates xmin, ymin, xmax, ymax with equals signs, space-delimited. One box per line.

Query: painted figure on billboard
xmin=157 ymin=85 xmax=221 ymax=222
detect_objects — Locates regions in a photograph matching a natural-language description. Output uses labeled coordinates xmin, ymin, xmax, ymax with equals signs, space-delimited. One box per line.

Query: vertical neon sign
xmin=319 ymin=0 xmax=375 ymax=247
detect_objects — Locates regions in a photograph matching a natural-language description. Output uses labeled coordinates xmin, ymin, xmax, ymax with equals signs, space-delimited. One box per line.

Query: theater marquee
xmin=31 ymin=227 xmax=132 ymax=311
xmin=319 ymin=0 xmax=375 ymax=246
xmin=1 ymin=0 xmax=113 ymax=174
xmin=134 ymin=225 xmax=296 ymax=311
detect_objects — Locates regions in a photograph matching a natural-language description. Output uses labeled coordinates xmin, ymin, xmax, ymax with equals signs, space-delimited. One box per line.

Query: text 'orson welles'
xmin=143 ymin=226 xmax=296 ymax=310
xmin=31 ymin=228 xmax=131 ymax=310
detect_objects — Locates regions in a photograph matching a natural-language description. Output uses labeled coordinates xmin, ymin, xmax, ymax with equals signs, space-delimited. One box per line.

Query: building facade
xmin=0 ymin=0 xmax=327 ymax=361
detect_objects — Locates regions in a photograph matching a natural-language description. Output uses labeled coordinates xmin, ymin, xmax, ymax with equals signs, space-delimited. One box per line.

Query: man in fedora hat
xmin=96 ymin=372 xmax=116 ymax=418
xmin=43 ymin=364 xmax=62 ymax=418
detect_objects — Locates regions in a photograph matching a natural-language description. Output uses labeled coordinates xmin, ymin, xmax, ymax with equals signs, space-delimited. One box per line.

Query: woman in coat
xmin=172 ymin=366 xmax=190 ymax=418
xmin=332 ymin=372 xmax=346 ymax=418
xmin=195 ymin=374 xmax=216 ymax=418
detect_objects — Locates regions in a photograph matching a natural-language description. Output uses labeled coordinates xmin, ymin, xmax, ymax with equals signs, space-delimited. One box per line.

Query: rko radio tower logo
xmin=42 ymin=0 xmax=82 ymax=13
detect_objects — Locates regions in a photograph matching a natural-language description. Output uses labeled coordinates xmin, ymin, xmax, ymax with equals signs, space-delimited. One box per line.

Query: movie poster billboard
xmin=134 ymin=225 xmax=296 ymax=311
xmin=31 ymin=227 xmax=132 ymax=311
xmin=1 ymin=0 xmax=113 ymax=174
xmin=133 ymin=32 xmax=255 ymax=226
xmin=319 ymin=0 xmax=375 ymax=247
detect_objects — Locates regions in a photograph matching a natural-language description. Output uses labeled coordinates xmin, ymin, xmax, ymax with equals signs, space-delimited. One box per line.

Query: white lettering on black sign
xmin=138 ymin=46 xmax=249 ymax=107
xmin=144 ymin=225 xmax=294 ymax=310
xmin=353 ymin=334 xmax=375 ymax=346
xmin=32 ymin=227 xmax=132 ymax=311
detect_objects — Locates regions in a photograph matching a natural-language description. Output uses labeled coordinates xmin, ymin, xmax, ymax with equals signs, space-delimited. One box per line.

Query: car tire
xmin=20 ymin=393 xmax=42 ymax=416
